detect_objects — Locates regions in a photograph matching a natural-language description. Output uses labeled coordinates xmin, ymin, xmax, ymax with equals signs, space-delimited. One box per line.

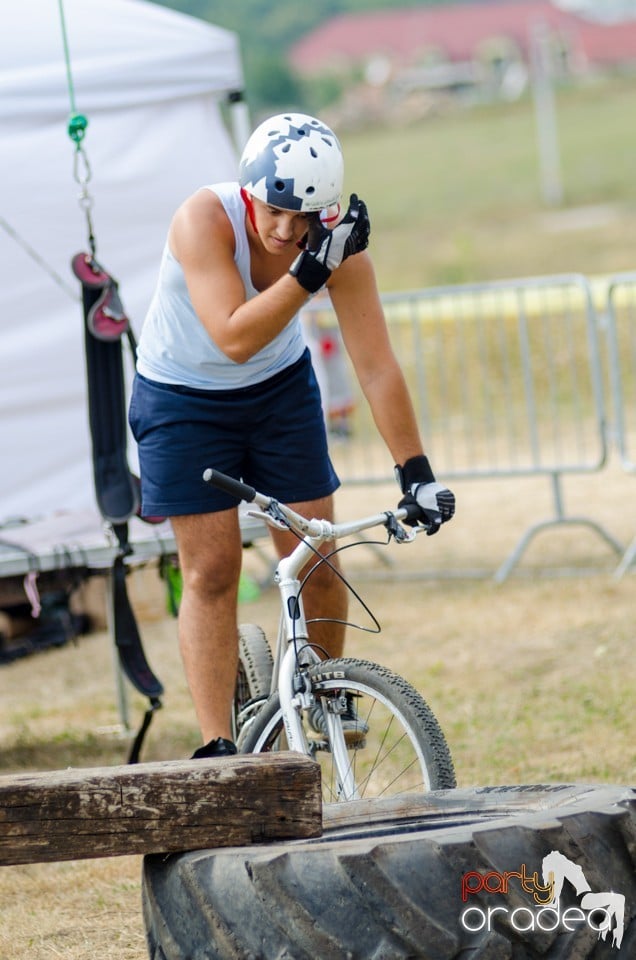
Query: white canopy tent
xmin=0 ymin=0 xmax=247 ymax=524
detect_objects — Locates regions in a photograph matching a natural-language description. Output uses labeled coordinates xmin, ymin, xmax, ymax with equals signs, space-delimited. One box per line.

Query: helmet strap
xmin=240 ymin=187 xmax=258 ymax=234
xmin=320 ymin=203 xmax=341 ymax=225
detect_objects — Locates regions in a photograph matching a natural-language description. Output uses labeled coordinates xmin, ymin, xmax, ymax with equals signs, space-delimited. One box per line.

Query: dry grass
xmin=3 ymin=69 xmax=636 ymax=960
xmin=0 ymin=466 xmax=634 ymax=958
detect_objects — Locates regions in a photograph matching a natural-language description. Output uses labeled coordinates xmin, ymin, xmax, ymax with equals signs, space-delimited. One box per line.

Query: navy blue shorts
xmin=128 ymin=349 xmax=340 ymax=516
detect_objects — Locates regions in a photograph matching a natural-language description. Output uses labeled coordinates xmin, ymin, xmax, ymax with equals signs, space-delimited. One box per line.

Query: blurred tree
xmin=149 ymin=0 xmax=455 ymax=113
xmin=248 ymin=52 xmax=304 ymax=112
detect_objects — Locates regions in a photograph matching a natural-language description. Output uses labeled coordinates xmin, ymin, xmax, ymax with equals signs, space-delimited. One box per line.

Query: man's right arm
xmin=170 ymin=190 xmax=308 ymax=364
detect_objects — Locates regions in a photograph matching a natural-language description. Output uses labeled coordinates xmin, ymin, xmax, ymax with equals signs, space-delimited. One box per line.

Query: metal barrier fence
xmin=303 ymin=273 xmax=626 ymax=580
xmin=606 ymin=272 xmax=636 ymax=577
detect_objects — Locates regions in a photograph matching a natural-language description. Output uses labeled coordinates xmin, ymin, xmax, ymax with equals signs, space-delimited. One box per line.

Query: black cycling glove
xmin=395 ymin=455 xmax=455 ymax=535
xmin=289 ymin=193 xmax=371 ymax=294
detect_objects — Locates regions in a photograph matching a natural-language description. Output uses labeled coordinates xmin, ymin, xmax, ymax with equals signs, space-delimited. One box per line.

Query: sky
xmin=553 ymin=0 xmax=636 ymax=20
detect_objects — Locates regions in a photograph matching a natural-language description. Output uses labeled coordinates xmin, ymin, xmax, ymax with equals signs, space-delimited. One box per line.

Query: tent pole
xmin=227 ymin=91 xmax=251 ymax=152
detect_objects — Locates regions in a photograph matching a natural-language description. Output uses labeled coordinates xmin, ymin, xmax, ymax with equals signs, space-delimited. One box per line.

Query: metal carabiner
xmin=72 ymin=145 xmax=97 ymax=255
xmin=73 ymin=144 xmax=92 ymax=189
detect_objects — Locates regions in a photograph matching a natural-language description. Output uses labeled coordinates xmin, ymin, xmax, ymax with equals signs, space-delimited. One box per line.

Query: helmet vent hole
xmin=282 ymin=144 xmax=291 ymax=153
xmin=322 ymin=136 xmax=332 ymax=147
xmin=306 ymin=186 xmax=315 ymax=195
xmin=310 ymin=147 xmax=317 ymax=158
xmin=274 ymin=180 xmax=285 ymax=192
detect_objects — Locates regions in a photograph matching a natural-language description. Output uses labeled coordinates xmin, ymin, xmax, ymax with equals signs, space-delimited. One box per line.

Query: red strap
xmin=320 ymin=202 xmax=341 ymax=225
xmin=240 ymin=187 xmax=258 ymax=234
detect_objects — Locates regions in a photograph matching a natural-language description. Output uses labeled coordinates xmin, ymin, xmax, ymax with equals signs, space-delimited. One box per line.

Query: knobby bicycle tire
xmin=240 ymin=657 xmax=456 ymax=802
xmin=233 ymin=623 xmax=273 ymax=746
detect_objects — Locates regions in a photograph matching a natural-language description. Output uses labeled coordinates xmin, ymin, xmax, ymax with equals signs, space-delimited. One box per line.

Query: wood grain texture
xmin=0 ymin=752 xmax=322 ymax=865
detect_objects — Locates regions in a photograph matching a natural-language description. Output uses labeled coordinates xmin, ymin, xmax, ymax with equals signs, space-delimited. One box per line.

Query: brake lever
xmin=384 ymin=512 xmax=417 ymax=544
xmin=245 ymin=507 xmax=289 ymax=531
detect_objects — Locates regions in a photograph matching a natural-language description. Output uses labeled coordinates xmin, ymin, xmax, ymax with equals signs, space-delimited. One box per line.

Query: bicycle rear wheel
xmin=233 ymin=623 xmax=273 ymax=746
xmin=240 ymin=657 xmax=456 ymax=802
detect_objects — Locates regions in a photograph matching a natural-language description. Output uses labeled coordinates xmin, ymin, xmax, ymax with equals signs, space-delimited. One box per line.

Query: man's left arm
xmin=328 ymin=253 xmax=455 ymax=533
xmin=327 ymin=252 xmax=423 ymax=463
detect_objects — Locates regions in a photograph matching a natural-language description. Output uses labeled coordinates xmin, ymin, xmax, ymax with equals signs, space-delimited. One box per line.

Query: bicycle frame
xmin=252 ymin=507 xmax=419 ymax=764
xmin=271 ymin=527 xmax=346 ymax=757
xmin=203 ymin=467 xmax=425 ymax=796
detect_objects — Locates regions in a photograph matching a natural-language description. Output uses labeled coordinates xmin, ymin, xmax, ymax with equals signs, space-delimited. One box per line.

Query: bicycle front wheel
xmin=240 ymin=657 xmax=456 ymax=802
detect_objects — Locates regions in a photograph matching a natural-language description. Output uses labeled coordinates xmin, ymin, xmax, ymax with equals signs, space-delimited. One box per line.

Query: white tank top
xmin=136 ymin=182 xmax=305 ymax=389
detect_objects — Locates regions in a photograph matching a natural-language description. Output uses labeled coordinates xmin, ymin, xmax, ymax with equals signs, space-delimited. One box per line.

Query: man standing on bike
xmin=129 ymin=113 xmax=455 ymax=758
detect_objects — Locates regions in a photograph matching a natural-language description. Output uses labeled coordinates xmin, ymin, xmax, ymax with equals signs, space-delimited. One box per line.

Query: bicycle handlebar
xmin=203 ymin=467 xmax=426 ymax=539
xmin=203 ymin=468 xmax=257 ymax=503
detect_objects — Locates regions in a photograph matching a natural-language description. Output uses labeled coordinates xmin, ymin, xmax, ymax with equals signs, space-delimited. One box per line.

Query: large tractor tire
xmin=143 ymin=783 xmax=635 ymax=959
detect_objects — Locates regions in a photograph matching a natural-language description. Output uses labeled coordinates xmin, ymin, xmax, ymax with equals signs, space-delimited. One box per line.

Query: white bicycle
xmin=204 ymin=468 xmax=456 ymax=804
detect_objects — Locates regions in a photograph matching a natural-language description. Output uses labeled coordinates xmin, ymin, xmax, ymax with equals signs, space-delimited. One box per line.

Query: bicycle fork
xmin=275 ymin=552 xmax=359 ymax=800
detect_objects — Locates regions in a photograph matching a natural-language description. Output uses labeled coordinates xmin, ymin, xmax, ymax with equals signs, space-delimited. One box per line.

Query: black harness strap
xmin=74 ymin=253 xmax=163 ymax=762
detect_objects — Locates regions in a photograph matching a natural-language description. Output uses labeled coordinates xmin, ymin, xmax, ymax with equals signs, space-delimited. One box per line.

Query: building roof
xmin=289 ymin=0 xmax=636 ymax=73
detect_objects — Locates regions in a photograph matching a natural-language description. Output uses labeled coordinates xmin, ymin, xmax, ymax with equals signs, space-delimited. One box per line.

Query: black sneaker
xmin=191 ymin=737 xmax=237 ymax=759
xmin=308 ymin=695 xmax=368 ymax=747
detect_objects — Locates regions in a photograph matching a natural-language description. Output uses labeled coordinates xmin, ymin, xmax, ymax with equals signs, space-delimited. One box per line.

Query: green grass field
xmin=340 ymin=74 xmax=636 ymax=290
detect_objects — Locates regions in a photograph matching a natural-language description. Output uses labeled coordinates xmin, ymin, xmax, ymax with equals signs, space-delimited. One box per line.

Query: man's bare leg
xmin=171 ymin=508 xmax=243 ymax=744
xmin=172 ymin=495 xmax=347 ymax=749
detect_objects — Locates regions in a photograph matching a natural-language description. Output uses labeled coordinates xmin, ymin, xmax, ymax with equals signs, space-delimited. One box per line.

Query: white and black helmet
xmin=238 ymin=113 xmax=344 ymax=213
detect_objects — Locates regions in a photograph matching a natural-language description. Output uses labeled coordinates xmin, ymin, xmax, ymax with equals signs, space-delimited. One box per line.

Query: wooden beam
xmin=0 ymin=752 xmax=322 ymax=866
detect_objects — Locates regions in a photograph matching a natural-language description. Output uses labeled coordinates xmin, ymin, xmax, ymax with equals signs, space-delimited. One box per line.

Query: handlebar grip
xmin=402 ymin=501 xmax=423 ymax=524
xmin=202 ymin=468 xmax=256 ymax=503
